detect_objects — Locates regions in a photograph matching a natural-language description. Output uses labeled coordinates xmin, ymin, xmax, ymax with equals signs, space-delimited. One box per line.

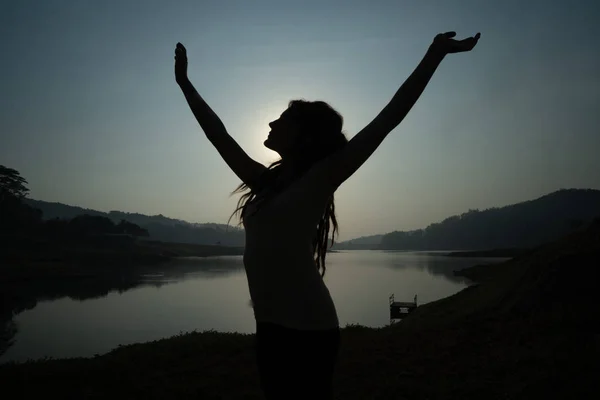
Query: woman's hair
xmin=228 ymin=100 xmax=348 ymax=277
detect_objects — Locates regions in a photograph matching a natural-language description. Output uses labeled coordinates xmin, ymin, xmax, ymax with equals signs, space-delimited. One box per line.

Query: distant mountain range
xmin=26 ymin=188 xmax=600 ymax=250
xmin=333 ymin=189 xmax=600 ymax=251
xmin=24 ymin=199 xmax=245 ymax=247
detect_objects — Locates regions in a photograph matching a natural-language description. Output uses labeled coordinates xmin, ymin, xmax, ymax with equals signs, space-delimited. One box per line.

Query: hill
xmin=331 ymin=234 xmax=383 ymax=250
xmin=24 ymin=199 xmax=245 ymax=246
xmin=334 ymin=188 xmax=600 ymax=250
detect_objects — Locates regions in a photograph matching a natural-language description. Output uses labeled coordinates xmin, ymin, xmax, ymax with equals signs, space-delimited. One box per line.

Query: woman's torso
xmin=242 ymin=166 xmax=339 ymax=330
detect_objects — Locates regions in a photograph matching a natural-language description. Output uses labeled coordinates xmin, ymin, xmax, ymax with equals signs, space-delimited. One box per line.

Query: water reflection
xmin=333 ymin=250 xmax=507 ymax=284
xmin=379 ymin=251 xmax=508 ymax=283
xmin=142 ymin=256 xmax=244 ymax=282
xmin=0 ymin=256 xmax=245 ymax=357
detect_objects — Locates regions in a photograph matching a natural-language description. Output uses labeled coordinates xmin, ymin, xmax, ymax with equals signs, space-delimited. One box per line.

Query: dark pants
xmin=255 ymin=321 xmax=341 ymax=400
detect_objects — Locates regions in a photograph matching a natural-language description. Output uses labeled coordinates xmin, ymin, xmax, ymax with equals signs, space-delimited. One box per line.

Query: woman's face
xmin=264 ymin=109 xmax=307 ymax=157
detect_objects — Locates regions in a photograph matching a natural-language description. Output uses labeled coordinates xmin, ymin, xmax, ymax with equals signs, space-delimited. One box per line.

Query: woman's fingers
xmin=432 ymin=31 xmax=480 ymax=54
xmin=175 ymin=43 xmax=187 ymax=57
xmin=455 ymin=34 xmax=480 ymax=52
xmin=175 ymin=44 xmax=187 ymax=62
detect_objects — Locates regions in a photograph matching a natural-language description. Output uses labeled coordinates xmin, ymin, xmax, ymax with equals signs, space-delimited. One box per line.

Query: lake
xmin=0 ymin=250 xmax=506 ymax=363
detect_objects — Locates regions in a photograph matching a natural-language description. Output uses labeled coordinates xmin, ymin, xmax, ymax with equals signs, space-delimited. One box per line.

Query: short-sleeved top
xmin=242 ymin=163 xmax=339 ymax=330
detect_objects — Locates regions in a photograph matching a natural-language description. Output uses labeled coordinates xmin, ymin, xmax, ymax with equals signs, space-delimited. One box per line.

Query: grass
xmin=1 ymin=316 xmax=596 ymax=399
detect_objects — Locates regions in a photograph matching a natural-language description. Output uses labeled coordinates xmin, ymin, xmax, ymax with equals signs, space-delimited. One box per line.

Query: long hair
xmin=228 ymin=100 xmax=348 ymax=277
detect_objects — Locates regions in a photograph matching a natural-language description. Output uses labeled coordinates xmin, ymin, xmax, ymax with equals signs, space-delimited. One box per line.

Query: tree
xmin=116 ymin=219 xmax=149 ymax=237
xmin=0 ymin=165 xmax=42 ymax=232
xmin=68 ymin=215 xmax=116 ymax=235
xmin=0 ymin=165 xmax=29 ymax=201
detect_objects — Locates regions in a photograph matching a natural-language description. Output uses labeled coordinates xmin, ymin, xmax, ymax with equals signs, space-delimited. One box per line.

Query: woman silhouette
xmin=174 ymin=31 xmax=480 ymax=399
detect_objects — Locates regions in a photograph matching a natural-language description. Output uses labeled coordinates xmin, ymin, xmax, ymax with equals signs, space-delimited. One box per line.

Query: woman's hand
xmin=174 ymin=42 xmax=188 ymax=85
xmin=431 ymin=31 xmax=481 ymax=55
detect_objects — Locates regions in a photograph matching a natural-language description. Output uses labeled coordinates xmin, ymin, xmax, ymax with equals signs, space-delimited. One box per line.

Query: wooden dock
xmin=389 ymin=294 xmax=418 ymax=321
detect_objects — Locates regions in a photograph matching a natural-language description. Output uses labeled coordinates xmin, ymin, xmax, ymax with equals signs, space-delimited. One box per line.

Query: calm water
xmin=1 ymin=251 xmax=506 ymax=363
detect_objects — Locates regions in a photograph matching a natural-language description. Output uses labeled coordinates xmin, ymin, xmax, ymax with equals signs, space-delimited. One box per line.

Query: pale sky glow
xmin=2 ymin=0 xmax=599 ymax=241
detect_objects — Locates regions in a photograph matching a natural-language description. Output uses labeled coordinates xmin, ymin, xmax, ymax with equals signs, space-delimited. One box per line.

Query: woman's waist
xmin=243 ymin=246 xmax=315 ymax=269
xmin=248 ymin=275 xmax=336 ymax=316
xmin=243 ymin=247 xmax=338 ymax=329
xmin=244 ymin=239 xmax=313 ymax=254
xmin=252 ymin=291 xmax=339 ymax=331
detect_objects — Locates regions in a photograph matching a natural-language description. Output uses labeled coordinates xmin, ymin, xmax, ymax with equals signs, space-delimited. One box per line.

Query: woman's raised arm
xmin=318 ymin=32 xmax=480 ymax=189
xmin=175 ymin=43 xmax=267 ymax=189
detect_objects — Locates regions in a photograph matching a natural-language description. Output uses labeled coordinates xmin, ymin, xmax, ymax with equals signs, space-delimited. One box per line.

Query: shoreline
xmin=443 ymin=247 xmax=530 ymax=258
xmin=0 ymin=238 xmax=245 ymax=282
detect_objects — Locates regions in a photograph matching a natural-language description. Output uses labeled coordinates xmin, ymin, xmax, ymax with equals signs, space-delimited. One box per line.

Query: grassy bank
xmin=2 ymin=222 xmax=599 ymax=399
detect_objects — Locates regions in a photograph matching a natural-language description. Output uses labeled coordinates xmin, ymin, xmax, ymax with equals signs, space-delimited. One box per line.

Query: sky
xmin=1 ymin=0 xmax=599 ymax=241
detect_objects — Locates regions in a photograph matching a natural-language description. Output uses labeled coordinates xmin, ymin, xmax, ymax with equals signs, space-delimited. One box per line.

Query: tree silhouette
xmin=68 ymin=215 xmax=117 ymax=235
xmin=0 ymin=165 xmax=29 ymax=201
xmin=0 ymin=165 xmax=42 ymax=233
xmin=116 ymin=219 xmax=150 ymax=237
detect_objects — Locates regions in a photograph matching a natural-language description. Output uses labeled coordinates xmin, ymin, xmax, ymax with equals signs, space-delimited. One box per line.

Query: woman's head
xmin=230 ymin=100 xmax=347 ymax=277
xmin=264 ymin=100 xmax=347 ymax=163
